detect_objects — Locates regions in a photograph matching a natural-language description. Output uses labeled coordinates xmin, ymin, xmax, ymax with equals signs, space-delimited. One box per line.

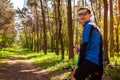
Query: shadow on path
xmin=0 ymin=51 xmax=49 ymax=80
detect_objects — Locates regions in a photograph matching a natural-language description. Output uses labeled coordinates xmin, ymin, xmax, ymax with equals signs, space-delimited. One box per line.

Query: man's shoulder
xmin=91 ymin=24 xmax=101 ymax=32
xmin=84 ymin=23 xmax=93 ymax=29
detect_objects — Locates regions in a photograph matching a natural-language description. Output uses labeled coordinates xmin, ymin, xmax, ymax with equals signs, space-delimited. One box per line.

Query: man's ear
xmin=90 ymin=14 xmax=92 ymax=17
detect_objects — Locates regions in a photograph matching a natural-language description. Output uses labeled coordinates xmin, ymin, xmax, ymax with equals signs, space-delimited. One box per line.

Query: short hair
xmin=78 ymin=7 xmax=91 ymax=14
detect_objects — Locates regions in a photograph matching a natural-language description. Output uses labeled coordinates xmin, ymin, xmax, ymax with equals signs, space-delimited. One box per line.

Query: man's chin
xmin=80 ymin=21 xmax=85 ymax=25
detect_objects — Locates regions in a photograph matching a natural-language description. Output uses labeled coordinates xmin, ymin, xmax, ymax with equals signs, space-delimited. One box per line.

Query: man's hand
xmin=72 ymin=66 xmax=78 ymax=75
xmin=71 ymin=66 xmax=78 ymax=80
xmin=73 ymin=46 xmax=79 ymax=54
xmin=73 ymin=47 xmax=77 ymax=54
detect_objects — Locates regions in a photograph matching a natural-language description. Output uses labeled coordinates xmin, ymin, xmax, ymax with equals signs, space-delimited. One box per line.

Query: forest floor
xmin=0 ymin=50 xmax=49 ymax=80
xmin=0 ymin=50 xmax=112 ymax=80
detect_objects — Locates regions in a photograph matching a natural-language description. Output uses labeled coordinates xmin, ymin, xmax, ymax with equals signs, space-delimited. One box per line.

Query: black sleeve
xmin=80 ymin=42 xmax=88 ymax=62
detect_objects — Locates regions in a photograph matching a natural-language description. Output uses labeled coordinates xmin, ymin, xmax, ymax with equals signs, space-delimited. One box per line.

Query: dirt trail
xmin=0 ymin=51 xmax=49 ymax=80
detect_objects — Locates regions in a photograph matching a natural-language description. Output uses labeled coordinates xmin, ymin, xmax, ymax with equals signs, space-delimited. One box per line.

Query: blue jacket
xmin=77 ymin=20 xmax=104 ymax=66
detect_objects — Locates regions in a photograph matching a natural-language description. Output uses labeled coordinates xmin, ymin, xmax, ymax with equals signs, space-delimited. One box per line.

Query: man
xmin=73 ymin=7 xmax=104 ymax=80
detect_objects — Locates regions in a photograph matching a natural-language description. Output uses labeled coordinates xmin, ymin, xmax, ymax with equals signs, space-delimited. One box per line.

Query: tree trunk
xmin=118 ymin=0 xmax=120 ymax=52
xmin=40 ymin=0 xmax=47 ymax=54
xmin=33 ymin=0 xmax=40 ymax=52
xmin=90 ymin=0 xmax=98 ymax=25
xmin=98 ymin=0 xmax=102 ymax=23
xmin=24 ymin=25 xmax=29 ymax=48
xmin=82 ymin=0 xmax=85 ymax=6
xmin=115 ymin=25 xmax=119 ymax=54
xmin=103 ymin=0 xmax=109 ymax=64
xmin=58 ymin=0 xmax=64 ymax=59
xmin=67 ymin=0 xmax=74 ymax=59
xmin=119 ymin=0 xmax=120 ymax=14
xmin=116 ymin=0 xmax=120 ymax=54
xmin=54 ymin=0 xmax=59 ymax=55
xmin=45 ymin=0 xmax=55 ymax=52
xmin=109 ymin=0 xmax=114 ymax=57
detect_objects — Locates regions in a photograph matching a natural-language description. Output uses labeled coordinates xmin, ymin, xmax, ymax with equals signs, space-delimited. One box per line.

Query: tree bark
xmin=103 ymin=0 xmax=109 ymax=64
xmin=109 ymin=0 xmax=114 ymax=57
xmin=116 ymin=0 xmax=120 ymax=54
xmin=90 ymin=0 xmax=98 ymax=25
xmin=67 ymin=0 xmax=74 ymax=59
xmin=54 ymin=0 xmax=59 ymax=55
xmin=40 ymin=0 xmax=47 ymax=54
xmin=58 ymin=0 xmax=64 ymax=59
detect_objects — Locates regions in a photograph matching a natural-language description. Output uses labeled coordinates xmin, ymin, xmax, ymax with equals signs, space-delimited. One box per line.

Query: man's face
xmin=78 ymin=9 xmax=92 ymax=25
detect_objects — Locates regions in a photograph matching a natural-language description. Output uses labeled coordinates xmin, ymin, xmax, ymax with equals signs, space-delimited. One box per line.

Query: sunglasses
xmin=78 ymin=11 xmax=88 ymax=16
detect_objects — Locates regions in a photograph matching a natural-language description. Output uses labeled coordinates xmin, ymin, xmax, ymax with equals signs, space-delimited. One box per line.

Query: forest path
xmin=0 ymin=50 xmax=49 ymax=80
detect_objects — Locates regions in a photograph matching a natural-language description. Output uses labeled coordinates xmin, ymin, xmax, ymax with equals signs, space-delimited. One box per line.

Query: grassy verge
xmin=104 ymin=55 xmax=120 ymax=80
xmin=0 ymin=48 xmax=24 ymax=62
xmin=104 ymin=65 xmax=120 ymax=80
xmin=22 ymin=49 xmax=78 ymax=80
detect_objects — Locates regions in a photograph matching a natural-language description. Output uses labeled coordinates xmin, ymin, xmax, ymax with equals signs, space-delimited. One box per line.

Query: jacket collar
xmin=83 ymin=20 xmax=92 ymax=27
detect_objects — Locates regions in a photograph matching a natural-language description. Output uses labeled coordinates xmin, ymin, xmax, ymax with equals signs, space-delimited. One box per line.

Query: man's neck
xmin=83 ymin=20 xmax=92 ymax=26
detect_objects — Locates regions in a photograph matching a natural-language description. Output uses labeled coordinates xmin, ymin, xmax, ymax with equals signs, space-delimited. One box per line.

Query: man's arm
xmin=79 ymin=42 xmax=88 ymax=62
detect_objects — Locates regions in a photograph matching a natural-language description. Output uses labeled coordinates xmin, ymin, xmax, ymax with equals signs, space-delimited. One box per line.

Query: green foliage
xmin=103 ymin=52 xmax=120 ymax=80
xmin=22 ymin=49 xmax=77 ymax=79
xmin=0 ymin=48 xmax=24 ymax=62
xmin=22 ymin=49 xmax=77 ymax=70
xmin=110 ymin=68 xmax=120 ymax=80
xmin=110 ymin=55 xmax=120 ymax=65
xmin=105 ymin=67 xmax=120 ymax=80
xmin=0 ymin=0 xmax=16 ymax=49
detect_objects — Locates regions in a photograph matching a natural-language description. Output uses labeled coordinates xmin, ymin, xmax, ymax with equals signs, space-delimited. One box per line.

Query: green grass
xmin=104 ymin=54 xmax=120 ymax=80
xmin=109 ymin=68 xmax=120 ymax=80
xmin=22 ymin=49 xmax=78 ymax=79
xmin=104 ymin=66 xmax=120 ymax=80
xmin=22 ymin=49 xmax=77 ymax=69
xmin=0 ymin=48 xmax=26 ymax=62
